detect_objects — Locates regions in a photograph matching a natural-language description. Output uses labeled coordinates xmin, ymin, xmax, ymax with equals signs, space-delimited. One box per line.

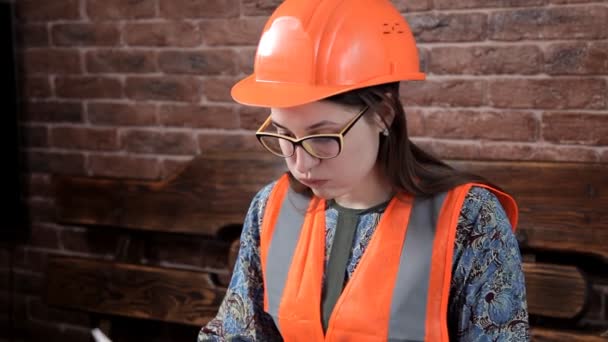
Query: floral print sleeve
xmin=198 ymin=182 xmax=283 ymax=342
xmin=449 ymin=187 xmax=530 ymax=341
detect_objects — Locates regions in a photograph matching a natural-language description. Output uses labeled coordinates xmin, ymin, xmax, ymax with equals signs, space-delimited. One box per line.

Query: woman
xmin=199 ymin=0 xmax=529 ymax=340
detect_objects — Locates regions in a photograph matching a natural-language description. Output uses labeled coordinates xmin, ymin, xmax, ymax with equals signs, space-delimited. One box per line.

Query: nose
xmin=292 ymin=145 xmax=319 ymax=175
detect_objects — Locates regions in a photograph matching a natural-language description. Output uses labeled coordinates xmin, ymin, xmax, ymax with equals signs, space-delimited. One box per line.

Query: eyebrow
xmin=271 ymin=120 xmax=340 ymax=132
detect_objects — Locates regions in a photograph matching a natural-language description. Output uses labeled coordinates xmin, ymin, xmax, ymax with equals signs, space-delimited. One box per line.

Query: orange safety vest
xmin=260 ymin=175 xmax=518 ymax=341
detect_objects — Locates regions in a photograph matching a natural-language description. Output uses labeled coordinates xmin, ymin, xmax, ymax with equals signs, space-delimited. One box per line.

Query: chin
xmin=310 ymin=186 xmax=343 ymax=200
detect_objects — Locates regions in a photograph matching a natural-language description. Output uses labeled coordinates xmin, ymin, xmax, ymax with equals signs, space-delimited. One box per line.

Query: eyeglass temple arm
xmin=257 ymin=115 xmax=273 ymax=134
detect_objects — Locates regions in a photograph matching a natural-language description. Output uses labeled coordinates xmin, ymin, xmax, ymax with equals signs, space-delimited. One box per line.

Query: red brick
xmin=602 ymin=150 xmax=608 ymax=163
xmin=12 ymin=271 xmax=44 ymax=295
xmin=435 ymin=0 xmax=544 ymax=9
xmin=24 ymin=151 xmax=86 ymax=175
xmin=88 ymin=102 xmax=158 ymax=126
xmin=21 ymin=124 xmax=48 ymax=148
xmin=237 ymin=48 xmax=256 ymax=75
xmin=202 ymin=77 xmax=240 ymax=102
xmin=125 ymin=22 xmax=201 ymax=47
xmin=489 ymin=79 xmax=607 ymax=109
xmin=16 ymin=0 xmax=80 ymax=21
xmin=18 ymin=24 xmax=49 ymax=47
xmin=159 ymin=105 xmax=239 ymax=129
xmin=22 ymin=76 xmax=52 ymax=98
xmin=13 ymin=247 xmax=50 ymax=274
xmin=23 ymin=173 xmax=53 ymax=199
xmin=27 ymin=198 xmax=56 ymax=222
xmin=158 ymin=50 xmax=238 ymax=75
xmin=28 ymin=297 xmax=90 ymax=326
xmin=404 ymin=108 xmax=424 ymax=137
xmin=549 ymin=0 xmax=601 ymax=2
xmin=50 ymin=126 xmax=120 ymax=151
xmin=479 ymin=142 xmax=599 ymax=162
xmin=159 ymin=0 xmax=239 ymax=18
xmin=542 ymin=112 xmax=608 ymax=146
xmin=59 ymin=227 xmax=122 ymax=256
xmin=239 ymin=106 xmax=268 ymax=130
xmin=56 ymin=76 xmax=123 ymax=99
xmin=21 ymin=101 xmax=83 ymax=123
xmin=405 ymin=13 xmax=487 ymax=42
xmin=88 ymin=154 xmax=160 ymax=179
xmin=392 ymin=0 xmax=431 ymax=12
xmin=87 ymin=0 xmax=156 ymax=19
xmin=411 ymin=138 xmax=481 ymax=160
xmin=415 ymin=48 xmax=427 ymax=74
xmin=52 ymin=23 xmax=121 ymax=46
xmin=490 ymin=6 xmax=608 ymax=41
xmin=22 ymin=49 xmax=81 ymax=74
xmin=122 ymin=129 xmax=198 ymax=155
xmin=27 ymin=224 xmax=60 ymax=249
xmin=242 ymin=0 xmax=281 ymax=16
xmin=86 ymin=50 xmax=157 ymax=73
xmin=161 ymin=158 xmax=191 ymax=178
xmin=200 ymin=18 xmax=266 ymax=46
xmin=428 ymin=46 xmax=542 ymax=75
xmin=535 ymin=146 xmax=599 ymax=163
xmin=198 ymin=132 xmax=264 ymax=153
xmin=400 ymin=80 xmax=485 ymax=107
xmin=480 ymin=144 xmax=536 ymax=162
xmin=125 ymin=76 xmax=202 ymax=102
xmin=545 ymin=42 xmax=608 ymax=75
xmin=424 ymin=110 xmax=538 ymax=141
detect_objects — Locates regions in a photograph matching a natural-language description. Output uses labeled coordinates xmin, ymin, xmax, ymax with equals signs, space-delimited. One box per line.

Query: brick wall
xmin=1 ymin=0 xmax=607 ymax=341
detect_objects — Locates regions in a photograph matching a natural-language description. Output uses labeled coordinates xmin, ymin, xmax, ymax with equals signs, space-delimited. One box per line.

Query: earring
xmin=382 ymin=129 xmax=389 ymax=136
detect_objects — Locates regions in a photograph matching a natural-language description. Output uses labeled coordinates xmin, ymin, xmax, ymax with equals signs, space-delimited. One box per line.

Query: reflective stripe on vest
xmin=260 ymin=174 xmax=518 ymax=342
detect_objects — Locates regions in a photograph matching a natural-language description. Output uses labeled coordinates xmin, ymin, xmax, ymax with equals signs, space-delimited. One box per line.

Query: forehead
xmin=270 ymin=100 xmax=354 ymax=127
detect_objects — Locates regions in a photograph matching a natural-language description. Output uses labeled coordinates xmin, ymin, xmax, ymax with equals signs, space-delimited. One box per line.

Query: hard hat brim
xmin=231 ymin=73 xmax=426 ymax=108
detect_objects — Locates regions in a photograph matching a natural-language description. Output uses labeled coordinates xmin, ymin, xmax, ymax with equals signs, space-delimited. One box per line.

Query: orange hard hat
xmin=231 ymin=0 xmax=425 ymax=108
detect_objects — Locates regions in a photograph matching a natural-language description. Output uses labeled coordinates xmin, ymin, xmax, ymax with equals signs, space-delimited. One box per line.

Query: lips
xmin=299 ymin=179 xmax=328 ymax=188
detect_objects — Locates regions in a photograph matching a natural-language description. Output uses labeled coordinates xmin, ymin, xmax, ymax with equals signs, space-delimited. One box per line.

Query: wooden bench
xmin=47 ymin=153 xmax=608 ymax=340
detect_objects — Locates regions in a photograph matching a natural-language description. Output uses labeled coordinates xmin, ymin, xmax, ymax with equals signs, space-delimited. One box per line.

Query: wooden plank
xmin=55 ymin=155 xmax=608 ymax=259
xmin=47 ymin=255 xmax=588 ymax=325
xmin=523 ymin=263 xmax=587 ymax=319
xmin=450 ymin=161 xmax=608 ymax=260
xmin=532 ymin=327 xmax=608 ymax=341
xmin=54 ymin=152 xmax=286 ymax=236
xmin=46 ymin=257 xmax=225 ymax=326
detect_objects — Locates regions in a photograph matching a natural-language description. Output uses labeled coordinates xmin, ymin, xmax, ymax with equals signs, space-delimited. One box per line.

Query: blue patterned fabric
xmin=198 ymin=182 xmax=530 ymax=341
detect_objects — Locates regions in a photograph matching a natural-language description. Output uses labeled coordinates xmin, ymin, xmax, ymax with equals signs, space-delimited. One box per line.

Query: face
xmin=269 ymin=100 xmax=385 ymax=201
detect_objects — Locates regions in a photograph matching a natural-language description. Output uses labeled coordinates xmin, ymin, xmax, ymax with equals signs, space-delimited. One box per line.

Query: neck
xmin=333 ymin=166 xmax=393 ymax=209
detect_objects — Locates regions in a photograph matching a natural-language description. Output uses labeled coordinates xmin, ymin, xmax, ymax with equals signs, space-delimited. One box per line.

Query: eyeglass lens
xmin=258 ymin=136 xmax=340 ymax=159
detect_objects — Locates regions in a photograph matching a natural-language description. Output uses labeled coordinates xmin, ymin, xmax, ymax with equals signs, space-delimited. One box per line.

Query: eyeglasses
xmin=255 ymin=105 xmax=369 ymax=159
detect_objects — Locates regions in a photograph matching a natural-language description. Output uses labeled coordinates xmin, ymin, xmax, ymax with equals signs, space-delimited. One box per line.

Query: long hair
xmin=289 ymin=82 xmax=493 ymax=197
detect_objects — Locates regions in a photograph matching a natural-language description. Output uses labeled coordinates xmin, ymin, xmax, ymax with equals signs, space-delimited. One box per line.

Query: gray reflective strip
xmin=388 ymin=192 xmax=448 ymax=341
xmin=265 ymin=187 xmax=311 ymax=329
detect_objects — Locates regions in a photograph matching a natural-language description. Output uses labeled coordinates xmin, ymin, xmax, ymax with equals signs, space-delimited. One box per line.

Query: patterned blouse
xmin=198 ymin=181 xmax=530 ymax=341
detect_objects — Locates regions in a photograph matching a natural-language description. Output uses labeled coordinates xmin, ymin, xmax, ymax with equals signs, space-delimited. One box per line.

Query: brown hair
xmin=288 ymin=82 xmax=493 ymax=197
